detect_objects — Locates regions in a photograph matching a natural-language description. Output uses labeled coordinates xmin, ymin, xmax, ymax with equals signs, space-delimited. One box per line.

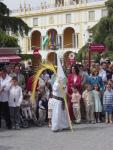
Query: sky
xmin=3 ymin=0 xmax=48 ymax=10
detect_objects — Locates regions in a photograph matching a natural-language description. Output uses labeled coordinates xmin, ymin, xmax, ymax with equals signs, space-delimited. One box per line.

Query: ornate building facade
xmin=12 ymin=0 xmax=107 ymax=65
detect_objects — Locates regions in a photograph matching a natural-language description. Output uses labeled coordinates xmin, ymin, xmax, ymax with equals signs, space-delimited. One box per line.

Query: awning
xmin=0 ymin=55 xmax=21 ymax=63
xmin=0 ymin=48 xmax=20 ymax=55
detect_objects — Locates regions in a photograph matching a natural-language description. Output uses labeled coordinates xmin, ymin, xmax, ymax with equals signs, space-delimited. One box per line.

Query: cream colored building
xmin=12 ymin=0 xmax=107 ymax=65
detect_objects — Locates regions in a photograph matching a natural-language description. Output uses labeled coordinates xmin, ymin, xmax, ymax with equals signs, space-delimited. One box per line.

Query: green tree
xmin=0 ymin=2 xmax=30 ymax=47
xmin=78 ymin=0 xmax=113 ymax=62
xmin=0 ymin=29 xmax=18 ymax=47
xmin=91 ymin=0 xmax=113 ymax=51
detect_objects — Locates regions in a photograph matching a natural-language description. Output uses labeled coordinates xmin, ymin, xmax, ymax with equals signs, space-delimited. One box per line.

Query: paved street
xmin=0 ymin=123 xmax=113 ymax=150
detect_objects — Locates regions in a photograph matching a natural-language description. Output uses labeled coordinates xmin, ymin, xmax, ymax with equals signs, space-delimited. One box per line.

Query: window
xmin=33 ymin=18 xmax=38 ymax=26
xmin=102 ymin=9 xmax=108 ymax=17
xmin=49 ymin=16 xmax=54 ymax=24
xmin=66 ymin=14 xmax=71 ymax=23
xmin=89 ymin=11 xmax=95 ymax=21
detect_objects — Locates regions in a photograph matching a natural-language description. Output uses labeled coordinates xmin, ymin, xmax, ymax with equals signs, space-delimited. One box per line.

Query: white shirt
xmin=41 ymin=73 xmax=50 ymax=81
xmin=0 ymin=75 xmax=12 ymax=102
xmin=99 ymin=69 xmax=107 ymax=82
xmin=8 ymin=85 xmax=23 ymax=107
xmin=39 ymin=77 xmax=45 ymax=87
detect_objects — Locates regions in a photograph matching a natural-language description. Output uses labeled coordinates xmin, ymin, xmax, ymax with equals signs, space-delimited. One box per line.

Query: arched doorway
xmin=47 ymin=52 xmax=57 ymax=65
xmin=32 ymin=54 xmax=42 ymax=67
xmin=47 ymin=29 xmax=58 ymax=50
xmin=63 ymin=27 xmax=75 ymax=48
xmin=31 ymin=31 xmax=41 ymax=50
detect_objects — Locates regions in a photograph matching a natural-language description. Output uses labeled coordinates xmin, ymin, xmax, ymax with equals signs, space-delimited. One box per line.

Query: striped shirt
xmin=103 ymin=90 xmax=113 ymax=105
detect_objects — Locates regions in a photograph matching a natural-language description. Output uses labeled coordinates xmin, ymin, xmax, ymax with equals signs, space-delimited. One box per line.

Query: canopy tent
xmin=0 ymin=55 xmax=21 ymax=63
xmin=0 ymin=48 xmax=21 ymax=63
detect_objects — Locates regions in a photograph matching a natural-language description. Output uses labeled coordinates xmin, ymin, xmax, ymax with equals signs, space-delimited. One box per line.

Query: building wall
xmin=12 ymin=0 xmax=107 ymax=57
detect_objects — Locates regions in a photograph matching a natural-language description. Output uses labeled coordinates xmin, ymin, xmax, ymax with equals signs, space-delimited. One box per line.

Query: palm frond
xmin=31 ymin=63 xmax=56 ymax=103
xmin=42 ymin=63 xmax=56 ymax=74
xmin=31 ymin=62 xmax=73 ymax=131
xmin=31 ymin=65 xmax=46 ymax=103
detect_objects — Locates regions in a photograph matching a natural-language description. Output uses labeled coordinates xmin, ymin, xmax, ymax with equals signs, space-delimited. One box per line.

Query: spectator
xmin=71 ymin=85 xmax=81 ymax=123
xmin=82 ymin=84 xmax=95 ymax=123
xmin=106 ymin=64 xmax=113 ymax=80
xmin=99 ymin=62 xmax=107 ymax=83
xmin=41 ymin=70 xmax=50 ymax=82
xmin=9 ymin=77 xmax=23 ymax=130
xmin=103 ymin=83 xmax=113 ymax=124
xmin=67 ymin=64 xmax=82 ymax=120
xmin=87 ymin=69 xmax=104 ymax=91
xmin=14 ymin=65 xmax=25 ymax=89
xmin=0 ymin=68 xmax=12 ymax=129
xmin=38 ymin=91 xmax=48 ymax=125
xmin=79 ymin=65 xmax=89 ymax=89
xmin=21 ymin=94 xmax=33 ymax=119
xmin=93 ymin=84 xmax=102 ymax=123
xmin=48 ymin=92 xmax=53 ymax=127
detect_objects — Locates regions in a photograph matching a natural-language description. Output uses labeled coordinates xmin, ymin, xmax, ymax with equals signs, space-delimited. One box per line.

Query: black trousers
xmin=10 ymin=107 xmax=20 ymax=127
xmin=0 ymin=102 xmax=11 ymax=128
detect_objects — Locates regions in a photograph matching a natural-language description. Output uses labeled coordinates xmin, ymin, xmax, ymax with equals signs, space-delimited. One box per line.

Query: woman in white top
xmin=9 ymin=77 xmax=23 ymax=130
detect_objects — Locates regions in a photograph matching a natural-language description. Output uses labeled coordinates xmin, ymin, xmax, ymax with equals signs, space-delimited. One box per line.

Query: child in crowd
xmin=21 ymin=94 xmax=33 ymax=120
xmin=103 ymin=83 xmax=113 ymax=123
xmin=48 ymin=93 xmax=53 ymax=127
xmin=8 ymin=77 xmax=23 ymax=130
xmin=82 ymin=84 xmax=95 ymax=123
xmin=45 ymin=82 xmax=52 ymax=101
xmin=38 ymin=91 xmax=48 ymax=125
xmin=71 ymin=86 xmax=81 ymax=123
xmin=93 ymin=84 xmax=102 ymax=123
xmin=45 ymin=83 xmax=53 ymax=127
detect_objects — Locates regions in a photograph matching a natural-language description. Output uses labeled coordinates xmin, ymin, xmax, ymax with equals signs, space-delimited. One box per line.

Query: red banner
xmin=89 ymin=44 xmax=106 ymax=52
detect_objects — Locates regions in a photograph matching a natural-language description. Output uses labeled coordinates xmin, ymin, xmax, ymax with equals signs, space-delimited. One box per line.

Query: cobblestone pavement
xmin=0 ymin=123 xmax=113 ymax=150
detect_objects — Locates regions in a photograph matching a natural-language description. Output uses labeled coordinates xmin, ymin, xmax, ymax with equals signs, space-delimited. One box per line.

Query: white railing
xmin=11 ymin=0 xmax=105 ymax=14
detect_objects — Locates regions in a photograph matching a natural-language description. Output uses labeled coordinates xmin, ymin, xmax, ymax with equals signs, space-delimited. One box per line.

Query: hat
xmin=56 ymin=54 xmax=67 ymax=85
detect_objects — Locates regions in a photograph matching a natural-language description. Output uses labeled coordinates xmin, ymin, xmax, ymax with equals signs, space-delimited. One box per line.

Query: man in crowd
xmin=0 ymin=69 xmax=12 ymax=129
xmin=99 ymin=62 xmax=107 ymax=83
xmin=14 ymin=65 xmax=25 ymax=90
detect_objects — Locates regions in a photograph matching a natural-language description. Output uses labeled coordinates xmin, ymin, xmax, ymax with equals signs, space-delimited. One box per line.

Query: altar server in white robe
xmin=51 ymin=54 xmax=69 ymax=132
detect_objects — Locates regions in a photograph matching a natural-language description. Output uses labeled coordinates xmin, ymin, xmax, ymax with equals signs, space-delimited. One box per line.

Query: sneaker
xmin=91 ymin=121 xmax=95 ymax=124
xmin=12 ymin=126 xmax=16 ymax=129
xmin=53 ymin=129 xmax=62 ymax=132
xmin=86 ymin=120 xmax=90 ymax=124
xmin=110 ymin=121 xmax=113 ymax=124
xmin=105 ymin=120 xmax=108 ymax=123
xmin=7 ymin=126 xmax=12 ymax=130
xmin=48 ymin=124 xmax=52 ymax=127
xmin=15 ymin=126 xmax=20 ymax=130
xmin=76 ymin=120 xmax=81 ymax=124
xmin=97 ymin=119 xmax=101 ymax=123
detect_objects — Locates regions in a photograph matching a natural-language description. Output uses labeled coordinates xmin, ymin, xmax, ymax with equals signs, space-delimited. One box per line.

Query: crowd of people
xmin=0 ymin=58 xmax=113 ymax=132
xmin=67 ymin=60 xmax=113 ymax=125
